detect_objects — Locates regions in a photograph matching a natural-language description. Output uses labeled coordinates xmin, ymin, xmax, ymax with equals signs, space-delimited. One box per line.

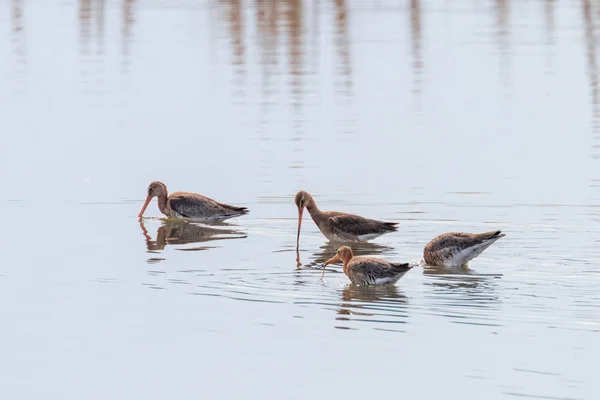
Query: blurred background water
xmin=0 ymin=1 xmax=599 ymax=399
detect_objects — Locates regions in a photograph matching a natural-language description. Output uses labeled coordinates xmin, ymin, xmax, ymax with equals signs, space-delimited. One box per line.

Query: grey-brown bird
xmin=319 ymin=246 xmax=412 ymax=285
xmin=423 ymin=230 xmax=505 ymax=268
xmin=137 ymin=181 xmax=248 ymax=222
xmin=294 ymin=190 xmax=398 ymax=250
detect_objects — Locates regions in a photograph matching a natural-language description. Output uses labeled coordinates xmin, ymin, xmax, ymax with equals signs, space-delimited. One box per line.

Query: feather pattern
xmin=295 ymin=191 xmax=398 ymax=243
xmin=325 ymin=213 xmax=398 ymax=241
xmin=423 ymin=230 xmax=505 ymax=268
xmin=168 ymin=192 xmax=248 ymax=222
xmin=345 ymin=257 xmax=412 ymax=285
xmin=323 ymin=246 xmax=412 ymax=286
xmin=139 ymin=181 xmax=249 ymax=222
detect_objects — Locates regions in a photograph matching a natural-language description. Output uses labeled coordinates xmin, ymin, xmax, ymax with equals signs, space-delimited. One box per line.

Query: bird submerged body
xmin=423 ymin=230 xmax=505 ymax=268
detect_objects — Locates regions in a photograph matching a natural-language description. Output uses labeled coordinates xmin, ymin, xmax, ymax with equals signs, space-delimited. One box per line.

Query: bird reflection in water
xmin=139 ymin=219 xmax=247 ymax=254
xmin=295 ymin=241 xmax=395 ymax=270
xmin=423 ymin=264 xmax=503 ymax=280
xmin=422 ymin=265 xmax=502 ymax=320
xmin=336 ymin=284 xmax=408 ymax=327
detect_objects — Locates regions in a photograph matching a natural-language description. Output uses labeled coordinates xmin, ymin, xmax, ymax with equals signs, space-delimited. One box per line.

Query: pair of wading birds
xmin=138 ymin=181 xmax=506 ymax=286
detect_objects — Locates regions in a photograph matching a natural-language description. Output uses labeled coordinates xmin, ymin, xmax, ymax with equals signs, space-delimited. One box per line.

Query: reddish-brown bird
xmin=294 ymin=190 xmax=398 ymax=250
xmin=423 ymin=230 xmax=505 ymax=268
xmin=320 ymin=246 xmax=412 ymax=285
xmin=137 ymin=181 xmax=248 ymax=222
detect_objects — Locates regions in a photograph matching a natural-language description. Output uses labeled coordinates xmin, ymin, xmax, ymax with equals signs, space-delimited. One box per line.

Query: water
xmin=1 ymin=0 xmax=599 ymax=399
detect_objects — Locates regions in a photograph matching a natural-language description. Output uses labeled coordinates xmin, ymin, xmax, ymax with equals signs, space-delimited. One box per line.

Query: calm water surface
xmin=1 ymin=1 xmax=599 ymax=399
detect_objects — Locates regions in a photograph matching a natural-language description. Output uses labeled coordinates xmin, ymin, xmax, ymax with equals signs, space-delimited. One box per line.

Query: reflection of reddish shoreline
xmin=11 ymin=0 xmax=27 ymax=91
xmin=220 ymin=0 xmax=352 ymax=98
xmin=122 ymin=0 xmax=137 ymax=70
xmin=409 ymin=0 xmax=422 ymax=95
xmin=335 ymin=0 xmax=352 ymax=95
xmin=12 ymin=0 xmax=23 ymax=33
xmin=583 ymin=0 xmax=600 ymax=152
xmin=219 ymin=0 xmax=245 ymax=72
xmin=495 ymin=0 xmax=510 ymax=88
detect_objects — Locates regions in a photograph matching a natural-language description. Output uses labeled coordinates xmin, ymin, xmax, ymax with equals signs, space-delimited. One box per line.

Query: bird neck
xmin=305 ymin=197 xmax=321 ymax=217
xmin=342 ymin=259 xmax=351 ymax=275
xmin=157 ymin=192 xmax=170 ymax=215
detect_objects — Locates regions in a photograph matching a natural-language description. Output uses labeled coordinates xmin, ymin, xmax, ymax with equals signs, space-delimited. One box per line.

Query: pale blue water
xmin=0 ymin=1 xmax=599 ymax=399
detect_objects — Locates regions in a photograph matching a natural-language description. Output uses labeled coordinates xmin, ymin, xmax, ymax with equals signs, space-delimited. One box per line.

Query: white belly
xmin=321 ymin=231 xmax=384 ymax=243
xmin=356 ymin=233 xmax=385 ymax=242
xmin=444 ymin=241 xmax=495 ymax=267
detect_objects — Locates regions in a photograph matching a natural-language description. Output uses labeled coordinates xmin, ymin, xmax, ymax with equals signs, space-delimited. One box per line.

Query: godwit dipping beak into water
xmin=423 ymin=230 xmax=505 ymax=268
xmin=319 ymin=246 xmax=412 ymax=285
xmin=294 ymin=190 xmax=398 ymax=250
xmin=137 ymin=181 xmax=249 ymax=222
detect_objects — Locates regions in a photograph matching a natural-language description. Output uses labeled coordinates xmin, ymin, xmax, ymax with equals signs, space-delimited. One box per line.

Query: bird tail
xmin=385 ymin=222 xmax=399 ymax=232
xmin=391 ymin=262 xmax=412 ymax=272
xmin=475 ymin=230 xmax=505 ymax=242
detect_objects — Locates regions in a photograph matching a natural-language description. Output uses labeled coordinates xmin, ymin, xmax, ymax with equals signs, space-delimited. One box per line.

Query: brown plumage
xmin=137 ymin=181 xmax=249 ymax=222
xmin=294 ymin=191 xmax=398 ymax=250
xmin=320 ymin=246 xmax=412 ymax=285
xmin=423 ymin=230 xmax=505 ymax=268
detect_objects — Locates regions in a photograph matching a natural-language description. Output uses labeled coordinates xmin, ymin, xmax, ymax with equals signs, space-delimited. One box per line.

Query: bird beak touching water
xmin=138 ymin=196 xmax=152 ymax=219
xmin=296 ymin=206 xmax=304 ymax=250
xmin=318 ymin=253 xmax=341 ymax=279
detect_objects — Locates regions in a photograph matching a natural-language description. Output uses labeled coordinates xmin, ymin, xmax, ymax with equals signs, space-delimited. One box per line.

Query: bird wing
xmin=169 ymin=193 xmax=247 ymax=218
xmin=423 ymin=231 xmax=504 ymax=266
xmin=428 ymin=231 xmax=502 ymax=253
xmin=424 ymin=234 xmax=473 ymax=261
xmin=327 ymin=213 xmax=397 ymax=238
xmin=349 ymin=257 xmax=408 ymax=279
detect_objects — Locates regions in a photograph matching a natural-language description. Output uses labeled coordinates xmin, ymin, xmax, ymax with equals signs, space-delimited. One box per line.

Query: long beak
xmin=295 ymin=207 xmax=303 ymax=250
xmin=319 ymin=254 xmax=341 ymax=280
xmin=138 ymin=196 xmax=152 ymax=219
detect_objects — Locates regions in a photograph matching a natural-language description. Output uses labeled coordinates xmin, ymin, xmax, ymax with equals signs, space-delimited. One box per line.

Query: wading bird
xmin=294 ymin=190 xmax=398 ymax=250
xmin=138 ymin=181 xmax=248 ymax=222
xmin=319 ymin=246 xmax=412 ymax=285
xmin=423 ymin=230 xmax=505 ymax=268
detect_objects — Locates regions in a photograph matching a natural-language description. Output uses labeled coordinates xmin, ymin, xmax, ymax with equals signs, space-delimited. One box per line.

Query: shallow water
xmin=1 ymin=0 xmax=599 ymax=399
